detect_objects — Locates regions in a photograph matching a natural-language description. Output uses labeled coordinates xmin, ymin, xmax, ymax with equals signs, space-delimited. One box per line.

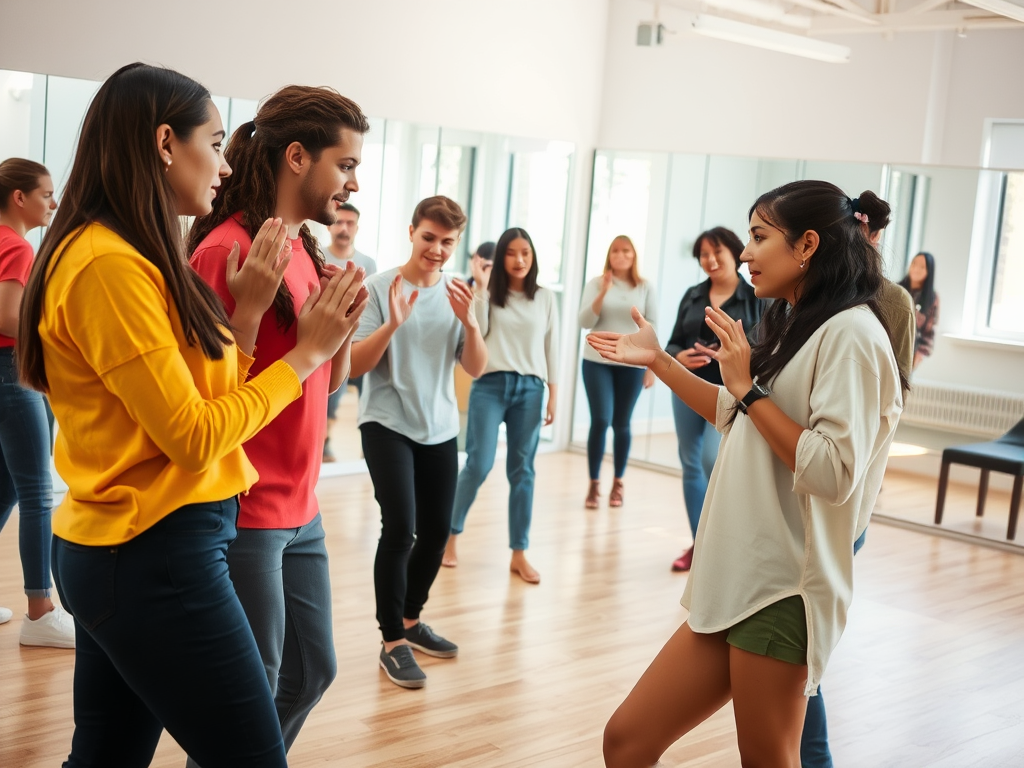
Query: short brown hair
xmin=0 ymin=158 xmax=49 ymax=211
xmin=412 ymin=195 xmax=466 ymax=232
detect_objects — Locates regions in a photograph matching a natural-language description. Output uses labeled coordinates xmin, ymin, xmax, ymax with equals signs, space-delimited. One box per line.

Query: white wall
xmin=598 ymin=0 xmax=1024 ymax=168
xmin=0 ymin=0 xmax=609 ymax=148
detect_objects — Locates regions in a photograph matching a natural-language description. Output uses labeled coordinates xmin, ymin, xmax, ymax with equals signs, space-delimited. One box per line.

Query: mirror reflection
xmin=0 ymin=68 xmax=575 ymax=479
xmin=574 ymin=149 xmax=1024 ymax=549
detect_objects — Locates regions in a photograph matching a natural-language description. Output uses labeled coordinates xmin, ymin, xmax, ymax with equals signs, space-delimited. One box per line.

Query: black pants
xmin=52 ymin=499 xmax=287 ymax=768
xmin=361 ymin=422 xmax=458 ymax=642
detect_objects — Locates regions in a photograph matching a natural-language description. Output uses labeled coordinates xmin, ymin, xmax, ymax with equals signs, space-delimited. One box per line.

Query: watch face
xmin=754 ymin=383 xmax=770 ymax=397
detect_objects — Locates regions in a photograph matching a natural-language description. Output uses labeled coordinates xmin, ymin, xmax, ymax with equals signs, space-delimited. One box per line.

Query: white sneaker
xmin=0 ymin=606 xmax=12 ymax=625
xmin=20 ymin=605 xmax=76 ymax=649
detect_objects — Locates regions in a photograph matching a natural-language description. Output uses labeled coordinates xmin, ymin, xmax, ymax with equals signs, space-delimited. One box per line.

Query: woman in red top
xmin=0 ymin=158 xmax=75 ymax=647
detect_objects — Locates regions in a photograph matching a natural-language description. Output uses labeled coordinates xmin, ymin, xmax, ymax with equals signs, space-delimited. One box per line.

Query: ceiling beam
xmin=820 ymin=0 xmax=874 ymax=15
xmin=810 ymin=8 xmax=1024 ymax=32
xmin=786 ymin=0 xmax=881 ymax=24
xmin=906 ymin=0 xmax=954 ymax=13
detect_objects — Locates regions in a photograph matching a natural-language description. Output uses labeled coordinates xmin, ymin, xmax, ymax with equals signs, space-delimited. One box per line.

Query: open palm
xmin=586 ymin=307 xmax=660 ymax=367
xmin=387 ymin=274 xmax=418 ymax=329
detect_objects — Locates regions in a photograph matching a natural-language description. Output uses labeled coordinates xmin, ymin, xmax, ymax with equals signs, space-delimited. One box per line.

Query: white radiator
xmin=902 ymin=382 xmax=1024 ymax=437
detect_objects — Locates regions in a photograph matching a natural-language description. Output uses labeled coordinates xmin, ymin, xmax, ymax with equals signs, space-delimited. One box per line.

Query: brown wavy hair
xmin=0 ymin=158 xmax=49 ymax=210
xmin=186 ymin=85 xmax=370 ymax=330
xmin=18 ymin=63 xmax=232 ymax=392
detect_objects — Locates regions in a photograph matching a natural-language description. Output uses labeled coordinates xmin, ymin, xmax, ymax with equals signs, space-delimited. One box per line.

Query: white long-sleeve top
xmin=474 ymin=287 xmax=559 ymax=384
xmin=681 ymin=305 xmax=902 ymax=695
xmin=578 ymin=276 xmax=658 ymax=366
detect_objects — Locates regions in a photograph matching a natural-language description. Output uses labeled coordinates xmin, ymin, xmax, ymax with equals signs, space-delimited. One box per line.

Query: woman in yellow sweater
xmin=17 ymin=63 xmax=365 ymax=768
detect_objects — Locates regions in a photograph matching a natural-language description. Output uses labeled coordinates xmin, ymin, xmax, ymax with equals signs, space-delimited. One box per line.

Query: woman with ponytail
xmin=590 ymin=181 xmax=906 ymax=767
xmin=0 ymin=158 xmax=74 ymax=648
xmin=186 ymin=85 xmax=370 ymax=760
xmin=18 ymin=63 xmax=362 ymax=767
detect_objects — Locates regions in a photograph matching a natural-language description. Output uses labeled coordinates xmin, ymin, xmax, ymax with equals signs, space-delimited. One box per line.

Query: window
xmin=988 ymin=172 xmax=1024 ymax=334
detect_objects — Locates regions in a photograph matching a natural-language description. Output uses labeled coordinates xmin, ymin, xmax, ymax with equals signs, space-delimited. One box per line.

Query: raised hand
xmin=446 ymin=278 xmax=477 ymax=328
xmin=703 ymin=305 xmax=753 ymax=400
xmin=293 ymin=267 xmax=368 ymax=367
xmin=387 ymin=274 xmax=418 ymax=330
xmin=600 ymin=269 xmax=614 ymax=294
xmin=226 ymin=217 xmax=291 ymax=318
xmin=587 ymin=306 xmax=660 ymax=367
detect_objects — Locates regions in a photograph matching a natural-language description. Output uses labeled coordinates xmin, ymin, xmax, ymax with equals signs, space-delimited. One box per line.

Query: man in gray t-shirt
xmin=323 ymin=202 xmax=377 ymax=462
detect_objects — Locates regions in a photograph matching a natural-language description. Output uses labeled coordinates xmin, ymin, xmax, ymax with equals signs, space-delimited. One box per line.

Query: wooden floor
xmin=2 ymin=453 xmax=1024 ymax=767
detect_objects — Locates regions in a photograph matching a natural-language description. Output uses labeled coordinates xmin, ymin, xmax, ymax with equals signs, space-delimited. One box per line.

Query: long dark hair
xmin=898 ymin=251 xmax=936 ymax=315
xmin=187 ymin=86 xmax=369 ymax=330
xmin=18 ymin=63 xmax=232 ymax=392
xmin=489 ymin=227 xmax=539 ymax=308
xmin=748 ymin=181 xmax=909 ymax=395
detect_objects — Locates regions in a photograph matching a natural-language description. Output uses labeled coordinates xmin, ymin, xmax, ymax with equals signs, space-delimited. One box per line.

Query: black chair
xmin=934 ymin=417 xmax=1024 ymax=540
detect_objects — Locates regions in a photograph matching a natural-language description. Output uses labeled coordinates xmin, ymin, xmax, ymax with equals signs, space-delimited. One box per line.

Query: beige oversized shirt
xmin=681 ymin=305 xmax=903 ymax=695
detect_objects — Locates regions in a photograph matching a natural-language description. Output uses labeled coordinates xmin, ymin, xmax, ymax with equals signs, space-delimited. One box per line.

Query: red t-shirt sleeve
xmin=0 ymin=236 xmax=34 ymax=286
xmin=190 ymin=243 xmax=238 ymax=315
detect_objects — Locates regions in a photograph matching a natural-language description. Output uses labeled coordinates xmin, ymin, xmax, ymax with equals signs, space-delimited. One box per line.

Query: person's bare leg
xmin=27 ymin=596 xmax=55 ymax=621
xmin=604 ymin=623 xmax=732 ymax=768
xmin=442 ymin=534 xmax=458 ymax=567
xmin=730 ymin=646 xmax=808 ymax=768
xmin=509 ymin=550 xmax=540 ymax=584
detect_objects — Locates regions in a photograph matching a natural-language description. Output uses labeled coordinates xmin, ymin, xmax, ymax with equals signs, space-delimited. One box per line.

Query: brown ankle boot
xmin=585 ymin=480 xmax=600 ymax=509
xmin=609 ymin=478 xmax=624 ymax=507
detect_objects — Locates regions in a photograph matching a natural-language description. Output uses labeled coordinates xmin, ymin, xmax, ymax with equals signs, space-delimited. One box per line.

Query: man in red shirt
xmin=187 ymin=86 xmax=369 ymax=760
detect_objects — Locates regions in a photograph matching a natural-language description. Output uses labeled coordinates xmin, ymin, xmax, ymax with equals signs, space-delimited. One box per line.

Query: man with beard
xmin=186 ymin=85 xmax=370 ymax=763
xmin=323 ymin=202 xmax=377 ymax=461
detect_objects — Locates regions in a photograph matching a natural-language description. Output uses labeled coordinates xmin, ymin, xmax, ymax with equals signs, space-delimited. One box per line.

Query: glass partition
xmin=573 ymin=151 xmax=888 ymax=472
xmin=0 ymin=68 xmax=576 ymax=476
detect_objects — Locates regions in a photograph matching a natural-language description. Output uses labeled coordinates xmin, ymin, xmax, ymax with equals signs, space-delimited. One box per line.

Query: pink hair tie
xmin=854 ymin=212 xmax=869 ymax=224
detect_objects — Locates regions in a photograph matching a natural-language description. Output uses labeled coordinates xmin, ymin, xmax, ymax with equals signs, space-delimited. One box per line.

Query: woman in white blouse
xmin=443 ymin=228 xmax=558 ymax=584
xmin=589 ymin=181 xmax=907 ymax=767
xmin=578 ymin=236 xmax=657 ymax=509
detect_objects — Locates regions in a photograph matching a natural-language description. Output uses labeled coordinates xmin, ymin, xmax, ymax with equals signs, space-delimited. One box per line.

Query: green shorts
xmin=726 ymin=595 xmax=808 ymax=666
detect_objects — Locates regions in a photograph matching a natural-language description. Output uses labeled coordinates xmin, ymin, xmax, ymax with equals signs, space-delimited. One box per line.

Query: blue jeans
xmin=327 ymin=375 xmax=364 ymax=420
xmin=581 ymin=360 xmax=645 ymax=480
xmin=185 ymin=514 xmax=336 ymax=767
xmin=0 ymin=348 xmax=53 ymax=598
xmin=671 ymin=395 xmax=721 ymax=537
xmin=451 ymin=372 xmax=545 ymax=551
xmin=52 ymin=499 xmax=287 ymax=768
xmin=800 ymin=528 xmax=868 ymax=768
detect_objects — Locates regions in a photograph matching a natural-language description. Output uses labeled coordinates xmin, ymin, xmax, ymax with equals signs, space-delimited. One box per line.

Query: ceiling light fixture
xmin=958 ymin=0 xmax=1024 ymax=23
xmin=691 ymin=14 xmax=852 ymax=63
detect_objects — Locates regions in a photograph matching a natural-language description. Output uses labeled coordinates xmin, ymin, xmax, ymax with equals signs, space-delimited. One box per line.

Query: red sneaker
xmin=671 ymin=546 xmax=694 ymax=572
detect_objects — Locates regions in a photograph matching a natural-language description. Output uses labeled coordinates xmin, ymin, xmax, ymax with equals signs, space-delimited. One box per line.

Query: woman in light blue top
xmin=443 ymin=228 xmax=559 ymax=584
xmin=578 ymin=235 xmax=657 ymax=509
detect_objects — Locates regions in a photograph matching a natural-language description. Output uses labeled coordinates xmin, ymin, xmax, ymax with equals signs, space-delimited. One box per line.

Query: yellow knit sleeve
xmin=64 ymin=254 xmax=301 ymax=473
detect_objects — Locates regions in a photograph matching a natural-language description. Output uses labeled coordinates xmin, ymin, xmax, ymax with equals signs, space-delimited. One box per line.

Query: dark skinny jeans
xmin=581 ymin=359 xmax=646 ymax=479
xmin=361 ymin=422 xmax=458 ymax=642
xmin=52 ymin=499 xmax=287 ymax=768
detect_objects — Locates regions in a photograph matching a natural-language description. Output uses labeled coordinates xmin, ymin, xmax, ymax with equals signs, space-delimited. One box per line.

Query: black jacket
xmin=665 ymin=278 xmax=765 ymax=384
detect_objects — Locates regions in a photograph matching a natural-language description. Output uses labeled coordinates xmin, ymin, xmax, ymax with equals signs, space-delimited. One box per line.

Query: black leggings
xmin=360 ymin=422 xmax=458 ymax=642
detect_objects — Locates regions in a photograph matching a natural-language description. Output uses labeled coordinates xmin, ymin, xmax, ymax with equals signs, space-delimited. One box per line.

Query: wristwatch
xmin=737 ymin=383 xmax=771 ymax=414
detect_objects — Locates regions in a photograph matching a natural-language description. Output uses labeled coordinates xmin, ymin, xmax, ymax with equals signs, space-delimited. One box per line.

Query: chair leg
xmin=935 ymin=460 xmax=951 ymax=525
xmin=977 ymin=469 xmax=990 ymax=517
xmin=1008 ymin=475 xmax=1023 ymax=541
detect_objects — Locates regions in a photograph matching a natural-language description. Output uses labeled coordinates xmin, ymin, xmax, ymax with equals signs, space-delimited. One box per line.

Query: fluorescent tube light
xmin=959 ymin=0 xmax=1024 ymax=23
xmin=691 ymin=14 xmax=852 ymax=63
